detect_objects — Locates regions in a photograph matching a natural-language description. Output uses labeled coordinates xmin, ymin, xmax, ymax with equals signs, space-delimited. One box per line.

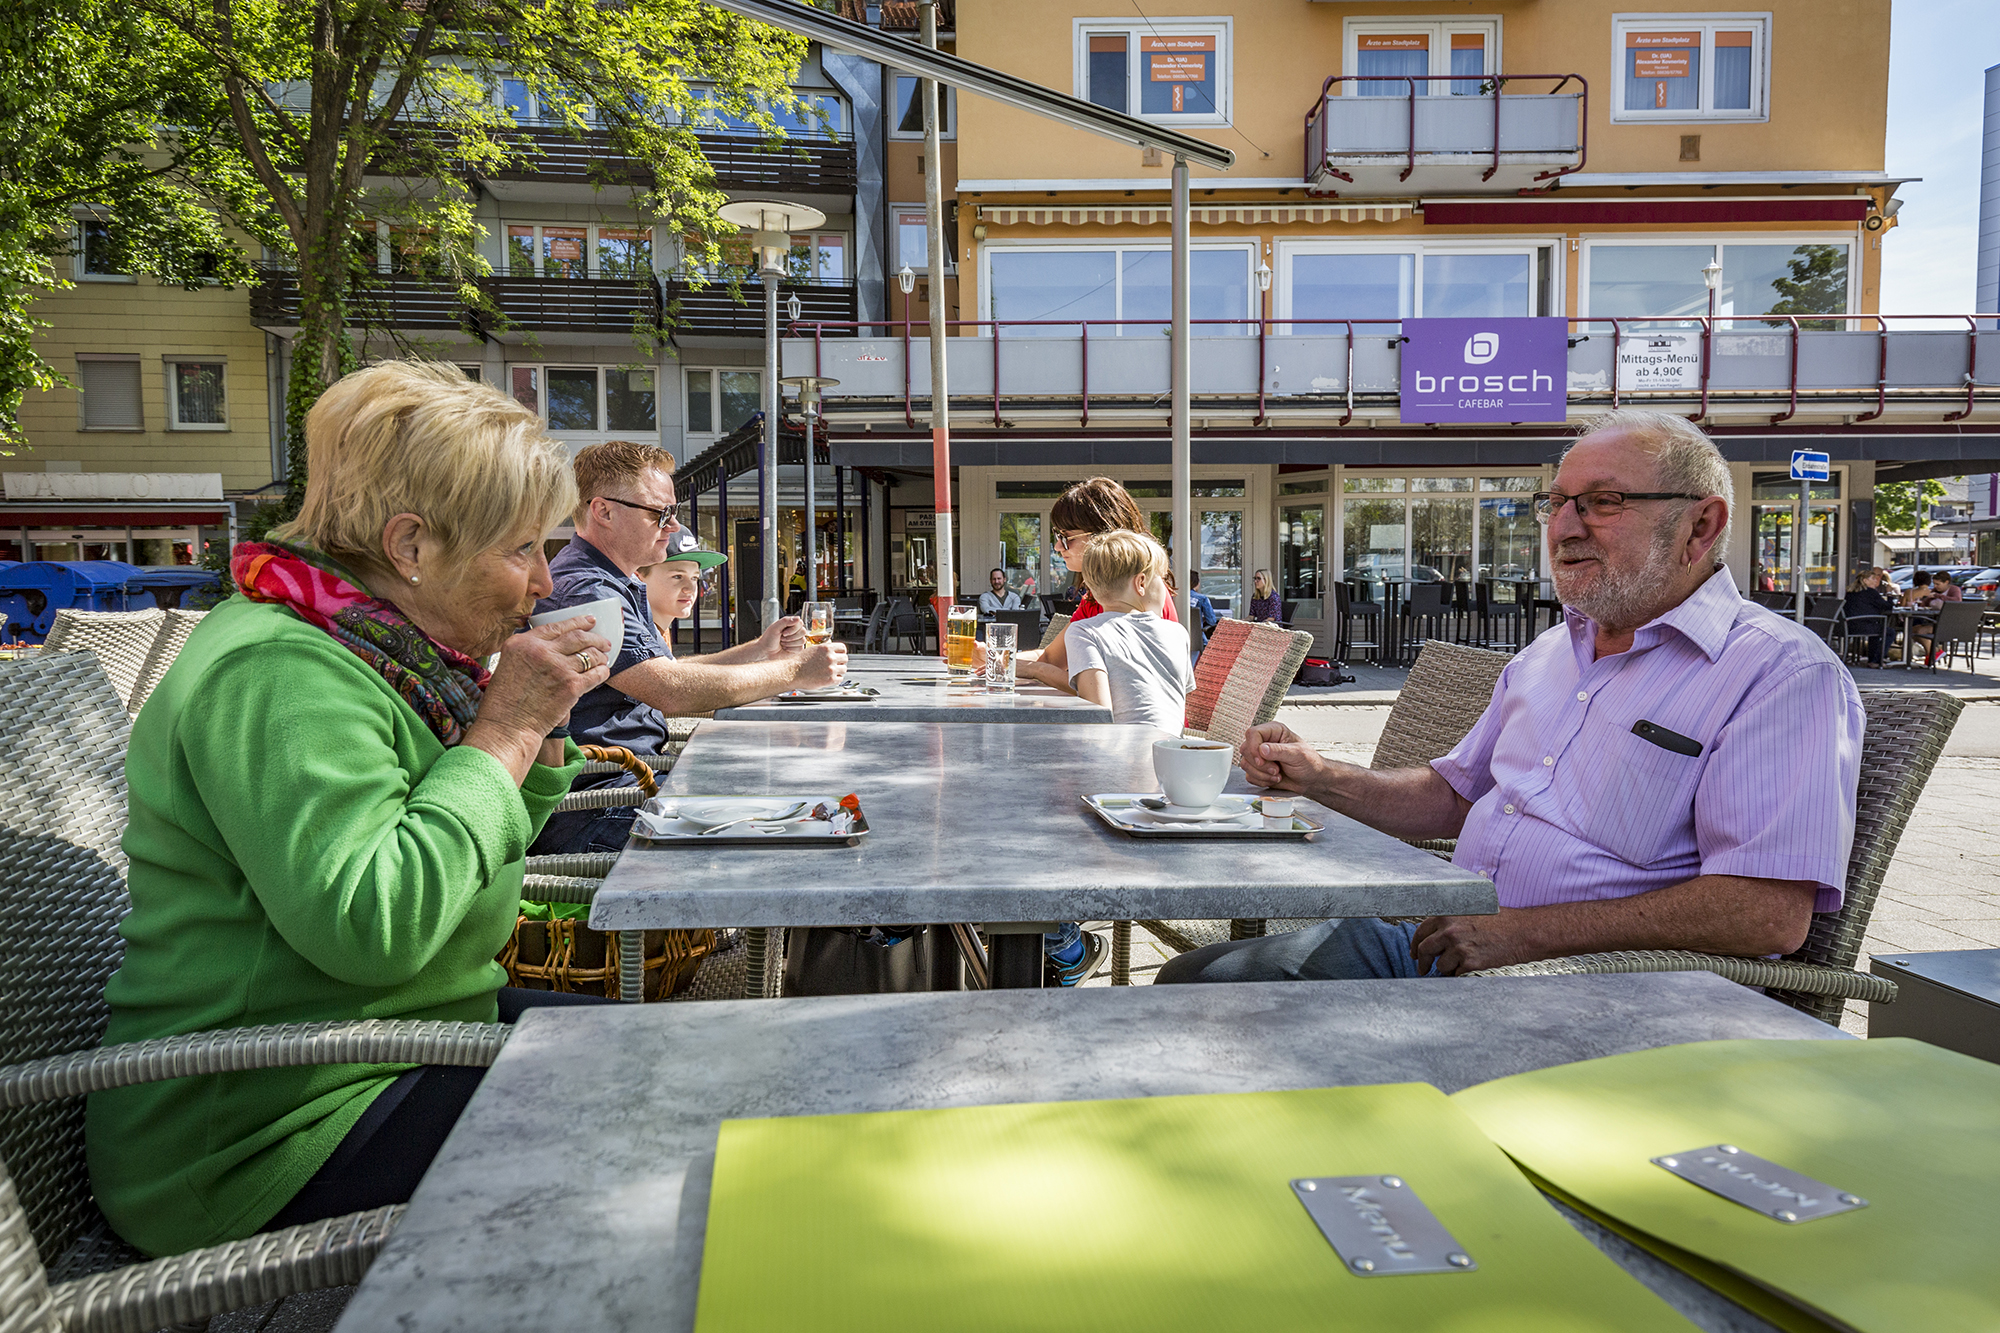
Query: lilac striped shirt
xmin=1432 ymin=569 xmax=1863 ymax=914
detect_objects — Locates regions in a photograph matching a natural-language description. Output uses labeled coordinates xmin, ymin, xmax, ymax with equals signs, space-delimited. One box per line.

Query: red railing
xmin=787 ymin=315 xmax=2000 ymax=429
xmin=1301 ymin=73 xmax=1587 ymax=192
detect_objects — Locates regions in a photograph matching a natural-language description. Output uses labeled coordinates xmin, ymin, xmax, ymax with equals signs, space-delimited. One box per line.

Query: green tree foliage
xmin=0 ymin=0 xmax=257 ymax=452
xmin=1874 ymin=477 xmax=1948 ymax=535
xmin=6 ymin=0 xmax=812 ymax=515
xmin=1765 ymin=244 xmax=1850 ymax=332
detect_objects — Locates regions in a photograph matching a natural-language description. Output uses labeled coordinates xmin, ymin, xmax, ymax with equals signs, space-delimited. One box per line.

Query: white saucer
xmin=1147 ymin=796 xmax=1254 ymax=823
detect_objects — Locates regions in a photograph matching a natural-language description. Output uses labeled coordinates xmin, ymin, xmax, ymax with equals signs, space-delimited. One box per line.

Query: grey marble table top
xmin=334 ymin=973 xmax=1845 ymax=1333
xmin=588 ymin=720 xmax=1496 ymax=930
xmin=715 ymin=653 xmax=1110 ymax=724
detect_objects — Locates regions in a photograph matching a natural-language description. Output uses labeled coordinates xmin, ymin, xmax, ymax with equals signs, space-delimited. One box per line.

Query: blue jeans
xmin=1154 ymin=918 xmax=1444 ymax=984
xmin=1044 ymin=922 xmax=1081 ymax=958
xmin=530 ymin=796 xmax=639 ymax=857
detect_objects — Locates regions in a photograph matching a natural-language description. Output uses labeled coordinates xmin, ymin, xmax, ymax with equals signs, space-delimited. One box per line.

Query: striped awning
xmin=975 ymin=202 xmax=1411 ymax=227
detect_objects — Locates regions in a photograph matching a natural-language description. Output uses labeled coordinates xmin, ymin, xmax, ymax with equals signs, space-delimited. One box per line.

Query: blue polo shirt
xmin=536 ymin=535 xmax=674 ymax=767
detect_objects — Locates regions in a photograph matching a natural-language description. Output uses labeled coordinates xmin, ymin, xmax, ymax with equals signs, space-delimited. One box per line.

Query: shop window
xmin=1613 ymin=18 xmax=1768 ymax=121
xmin=985 ymin=245 xmax=1251 ymax=335
xmin=167 ymin=362 xmax=227 ymax=429
xmin=1076 ymin=22 xmax=1229 ymax=123
xmin=76 ymin=356 xmax=142 ymax=430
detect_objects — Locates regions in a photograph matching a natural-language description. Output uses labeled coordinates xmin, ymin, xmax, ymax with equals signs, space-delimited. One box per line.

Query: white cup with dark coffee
xmin=1152 ymin=737 xmax=1233 ymax=812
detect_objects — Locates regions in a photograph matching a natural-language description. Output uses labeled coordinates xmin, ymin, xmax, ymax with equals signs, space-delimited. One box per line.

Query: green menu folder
xmin=1453 ymin=1038 xmax=2000 ymax=1333
xmin=694 ymin=1082 xmax=1687 ymax=1333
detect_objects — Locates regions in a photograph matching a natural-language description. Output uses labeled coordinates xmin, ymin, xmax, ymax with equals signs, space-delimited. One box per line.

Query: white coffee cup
xmin=1152 ymin=737 xmax=1233 ymax=811
xmin=528 ymin=596 xmax=622 ymax=662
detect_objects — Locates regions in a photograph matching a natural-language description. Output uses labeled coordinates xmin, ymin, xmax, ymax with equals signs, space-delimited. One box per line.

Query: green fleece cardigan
xmin=86 ymin=595 xmax=583 ymax=1256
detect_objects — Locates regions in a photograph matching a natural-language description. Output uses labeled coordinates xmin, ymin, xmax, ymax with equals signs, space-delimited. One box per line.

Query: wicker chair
xmin=0 ymin=652 xmax=512 ymax=1333
xmin=1472 ymin=689 xmax=1962 ymax=1026
xmin=1038 ymin=613 xmax=1071 ymax=652
xmin=1110 ymin=620 xmax=1314 ymax=984
xmin=41 ymin=610 xmax=165 ymax=712
xmin=125 ymin=609 xmax=206 ymax=716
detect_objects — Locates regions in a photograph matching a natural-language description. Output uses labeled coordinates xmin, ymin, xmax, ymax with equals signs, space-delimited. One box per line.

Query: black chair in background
xmin=1333 ymin=582 xmax=1381 ymax=664
xmin=1928 ymin=602 xmax=1984 ymax=672
xmin=1472 ymin=582 xmax=1525 ymax=652
xmin=1402 ymin=582 xmax=1457 ymax=653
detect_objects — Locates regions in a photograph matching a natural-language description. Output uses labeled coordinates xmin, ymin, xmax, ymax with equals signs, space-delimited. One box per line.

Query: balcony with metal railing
xmin=780 ymin=316 xmax=2000 ymax=432
xmin=251 ymin=264 xmax=856 ymax=340
xmin=460 ymin=126 xmax=857 ymax=197
xmin=1304 ymin=75 xmax=1585 ymax=196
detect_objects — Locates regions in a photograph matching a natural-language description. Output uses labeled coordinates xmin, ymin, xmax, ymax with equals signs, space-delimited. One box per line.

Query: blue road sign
xmin=1790 ymin=450 xmax=1831 ymax=482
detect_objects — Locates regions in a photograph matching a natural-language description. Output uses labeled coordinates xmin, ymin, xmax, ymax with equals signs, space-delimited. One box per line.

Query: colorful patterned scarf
xmin=232 ymin=540 xmax=491 ymax=747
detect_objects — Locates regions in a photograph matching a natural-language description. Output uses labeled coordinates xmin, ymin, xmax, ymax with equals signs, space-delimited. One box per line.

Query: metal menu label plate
xmin=1652 ymin=1145 xmax=1869 ymax=1223
xmin=1291 ymin=1176 xmax=1477 ymax=1276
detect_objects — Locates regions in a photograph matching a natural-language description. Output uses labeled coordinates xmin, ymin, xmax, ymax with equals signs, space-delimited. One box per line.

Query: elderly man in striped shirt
xmin=1159 ymin=410 xmax=1865 ymax=984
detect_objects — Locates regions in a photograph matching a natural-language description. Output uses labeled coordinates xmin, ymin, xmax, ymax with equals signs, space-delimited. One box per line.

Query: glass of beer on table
xmin=804 ymin=602 xmax=834 ymax=646
xmin=946 ymin=605 xmax=980 ymax=679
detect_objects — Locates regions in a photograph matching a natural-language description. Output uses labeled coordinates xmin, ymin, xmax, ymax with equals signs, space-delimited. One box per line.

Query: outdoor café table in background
xmin=587 ymin=719 xmax=1496 ymax=986
xmin=714 ymin=654 xmax=1111 ymax=725
xmin=1888 ymin=606 xmax=1938 ymax=668
xmin=332 ymin=973 xmax=1847 ymax=1333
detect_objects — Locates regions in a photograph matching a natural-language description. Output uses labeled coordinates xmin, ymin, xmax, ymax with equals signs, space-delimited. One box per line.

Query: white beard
xmin=1550 ymin=517 xmax=1684 ymax=631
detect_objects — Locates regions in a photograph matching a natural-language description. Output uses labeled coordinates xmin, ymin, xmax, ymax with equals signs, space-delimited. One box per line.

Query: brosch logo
xmin=1463 ymin=332 xmax=1500 ymax=365
xmin=1401 ymin=316 xmax=1568 ymax=424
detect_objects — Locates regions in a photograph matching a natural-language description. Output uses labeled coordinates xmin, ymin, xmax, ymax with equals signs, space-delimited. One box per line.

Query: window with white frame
xmin=890 ymin=76 xmax=954 ymax=139
xmin=76 ymin=356 xmax=142 ymax=430
xmin=75 ymin=219 xmax=132 ymax=282
xmin=166 ymin=360 xmax=227 ymax=430
xmin=1344 ymin=18 xmax=1499 ymax=96
xmin=1277 ymin=241 xmax=1555 ymax=329
xmin=984 ymin=243 xmax=1255 ymax=336
xmin=1582 ymin=238 xmax=1852 ymax=326
xmin=788 ymin=233 xmax=846 ymax=283
xmin=1611 ymin=15 xmax=1768 ymax=121
xmin=893 ymin=206 xmax=950 ymax=274
xmin=683 ymin=368 xmax=761 ymax=438
xmin=502 ymin=223 xmax=655 ymax=278
xmin=1075 ymin=20 xmax=1231 ymax=123
xmin=510 ymin=364 xmax=658 ymax=433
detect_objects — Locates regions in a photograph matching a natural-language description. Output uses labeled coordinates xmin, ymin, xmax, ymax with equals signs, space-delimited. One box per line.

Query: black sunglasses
xmin=601 ymin=495 xmax=680 ymax=528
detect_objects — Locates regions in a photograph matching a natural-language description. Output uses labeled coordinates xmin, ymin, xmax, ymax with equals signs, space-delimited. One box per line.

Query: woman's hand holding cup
xmin=465 ymin=617 xmax=612 ymax=781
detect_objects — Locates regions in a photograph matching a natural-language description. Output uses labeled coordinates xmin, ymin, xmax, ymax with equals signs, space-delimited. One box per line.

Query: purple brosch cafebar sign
xmin=1400 ymin=317 xmax=1568 ymax=424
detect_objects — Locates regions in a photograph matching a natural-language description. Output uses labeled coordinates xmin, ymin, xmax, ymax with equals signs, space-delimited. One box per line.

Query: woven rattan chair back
xmin=125 ymin=608 xmax=207 ymax=716
xmin=1039 ymin=614 xmax=1071 ymax=652
xmin=1790 ymin=689 xmax=1961 ymax=986
xmin=41 ymin=609 xmax=165 ymax=711
xmin=1370 ymin=641 xmax=1511 ymax=771
xmin=1183 ymin=620 xmax=1314 ymax=759
xmin=0 ymin=653 xmax=132 ymax=1261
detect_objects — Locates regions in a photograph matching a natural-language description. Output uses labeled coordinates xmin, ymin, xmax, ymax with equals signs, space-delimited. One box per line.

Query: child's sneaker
xmin=1049 ymin=931 xmax=1108 ymax=986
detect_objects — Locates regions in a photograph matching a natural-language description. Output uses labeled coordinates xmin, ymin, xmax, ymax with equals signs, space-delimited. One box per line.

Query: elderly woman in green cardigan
xmin=87 ymin=361 xmax=618 ymax=1257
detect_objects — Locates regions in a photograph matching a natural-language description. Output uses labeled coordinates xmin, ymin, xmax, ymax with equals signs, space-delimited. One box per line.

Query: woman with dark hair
xmin=1013 ymin=477 xmax=1179 ymax=987
xmin=1017 ymin=477 xmax=1179 ymax=693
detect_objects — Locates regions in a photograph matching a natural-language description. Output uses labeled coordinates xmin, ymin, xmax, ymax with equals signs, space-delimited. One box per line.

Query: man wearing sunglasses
xmin=531 ymin=439 xmax=846 ymax=856
xmin=1161 ymin=410 xmax=1864 ymax=985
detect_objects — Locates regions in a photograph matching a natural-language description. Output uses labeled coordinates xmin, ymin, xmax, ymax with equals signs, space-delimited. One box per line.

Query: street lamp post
xmin=717 ymin=198 xmax=826 ymax=635
xmin=782 ymin=375 xmax=841 ymax=597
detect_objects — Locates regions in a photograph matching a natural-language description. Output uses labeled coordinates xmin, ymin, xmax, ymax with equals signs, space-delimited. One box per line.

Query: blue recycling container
xmin=128 ymin=566 xmax=224 ymax=611
xmin=0 ymin=561 xmax=143 ymax=643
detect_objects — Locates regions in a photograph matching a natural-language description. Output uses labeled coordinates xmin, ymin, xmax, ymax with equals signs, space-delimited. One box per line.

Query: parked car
xmin=1887 ymin=565 xmax=1986 ymax=591
xmin=1954 ymin=567 xmax=2000 ymax=599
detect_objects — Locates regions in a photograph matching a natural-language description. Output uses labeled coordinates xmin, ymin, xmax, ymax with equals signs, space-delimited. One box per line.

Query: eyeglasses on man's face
xmin=602 ymin=495 xmax=680 ymax=529
xmin=1532 ymin=490 xmax=1705 ymax=524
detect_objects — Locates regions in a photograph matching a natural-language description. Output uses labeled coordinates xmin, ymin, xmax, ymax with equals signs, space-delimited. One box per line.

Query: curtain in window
xmin=1449 ymin=34 xmax=1486 ymax=96
xmin=1626 ymin=32 xmax=1700 ymax=110
xmin=1714 ymin=32 xmax=1754 ymax=109
xmin=174 ymin=364 xmax=225 ymax=425
xmin=1289 ymin=253 xmax=1414 ymax=328
xmin=1357 ymin=35 xmax=1428 ymax=96
xmin=1087 ymin=35 xmax=1128 ymax=112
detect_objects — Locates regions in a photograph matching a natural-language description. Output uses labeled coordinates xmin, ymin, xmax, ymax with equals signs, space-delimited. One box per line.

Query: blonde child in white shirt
xmin=1067 ymin=530 xmax=1194 ymax=734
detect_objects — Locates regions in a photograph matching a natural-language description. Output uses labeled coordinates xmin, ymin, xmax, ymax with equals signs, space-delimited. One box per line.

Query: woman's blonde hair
xmin=274 ymin=362 xmax=576 ymax=584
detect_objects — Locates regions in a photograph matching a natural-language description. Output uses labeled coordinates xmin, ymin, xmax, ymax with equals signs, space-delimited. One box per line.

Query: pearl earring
xmin=410 ymin=575 xmax=420 ymax=585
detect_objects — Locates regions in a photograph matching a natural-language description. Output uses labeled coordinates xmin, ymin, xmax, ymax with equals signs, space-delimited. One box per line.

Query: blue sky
xmin=1879 ymin=2 xmax=2000 ymax=314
